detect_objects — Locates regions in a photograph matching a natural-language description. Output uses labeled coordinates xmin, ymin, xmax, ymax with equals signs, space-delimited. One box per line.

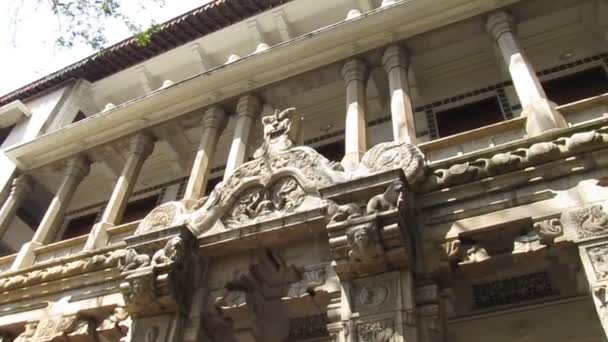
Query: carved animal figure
xmin=253 ymin=108 xmax=295 ymax=158
xmin=118 ymin=249 xmax=150 ymax=271
xmin=582 ymin=205 xmax=608 ymax=233
xmin=152 ymin=237 xmax=185 ymax=266
xmin=324 ymin=200 xmax=362 ymax=222
xmin=366 ymin=181 xmax=404 ymax=214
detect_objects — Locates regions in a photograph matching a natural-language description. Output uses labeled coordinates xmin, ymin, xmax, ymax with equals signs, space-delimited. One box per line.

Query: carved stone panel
xmin=588 ymin=244 xmax=608 ymax=280
xmin=353 ymin=275 xmax=396 ymax=313
xmin=563 ymin=204 xmax=608 ymax=239
xmin=356 ymin=320 xmax=395 ymax=342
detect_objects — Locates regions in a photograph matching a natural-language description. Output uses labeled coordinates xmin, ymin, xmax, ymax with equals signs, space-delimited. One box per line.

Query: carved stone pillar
xmin=486 ymin=11 xmax=567 ymax=136
xmin=11 ymin=156 xmax=90 ymax=271
xmin=341 ymin=59 xmax=369 ymax=172
xmin=382 ymin=45 xmax=416 ymax=143
xmin=224 ymin=95 xmax=262 ymax=181
xmin=183 ymin=106 xmax=228 ymax=203
xmin=84 ymin=133 xmax=155 ymax=250
xmin=562 ymin=203 xmax=608 ymax=339
xmin=0 ymin=175 xmax=31 ymax=240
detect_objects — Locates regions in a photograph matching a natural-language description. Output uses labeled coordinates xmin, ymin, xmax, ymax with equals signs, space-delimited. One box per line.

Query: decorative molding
xmin=565 ymin=204 xmax=608 ymax=239
xmin=472 ymin=272 xmax=557 ymax=309
xmin=423 ymin=126 xmax=608 ymax=190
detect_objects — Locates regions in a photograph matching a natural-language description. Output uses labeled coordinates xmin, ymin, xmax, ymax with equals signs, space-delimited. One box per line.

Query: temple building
xmin=0 ymin=0 xmax=608 ymax=340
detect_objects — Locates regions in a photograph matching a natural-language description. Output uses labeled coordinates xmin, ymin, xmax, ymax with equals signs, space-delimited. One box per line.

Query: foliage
xmin=15 ymin=0 xmax=166 ymax=49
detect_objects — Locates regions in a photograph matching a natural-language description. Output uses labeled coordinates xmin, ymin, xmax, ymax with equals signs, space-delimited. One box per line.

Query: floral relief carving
xmin=588 ymin=244 xmax=608 ymax=280
xmin=357 ymin=320 xmax=395 ymax=342
xmin=14 ymin=322 xmax=36 ymax=342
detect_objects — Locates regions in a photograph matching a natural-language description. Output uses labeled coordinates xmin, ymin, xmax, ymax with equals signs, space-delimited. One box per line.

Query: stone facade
xmin=0 ymin=0 xmax=608 ymax=341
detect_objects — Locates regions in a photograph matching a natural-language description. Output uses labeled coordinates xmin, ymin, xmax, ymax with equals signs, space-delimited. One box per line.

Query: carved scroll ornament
xmin=356 ymin=140 xmax=426 ymax=185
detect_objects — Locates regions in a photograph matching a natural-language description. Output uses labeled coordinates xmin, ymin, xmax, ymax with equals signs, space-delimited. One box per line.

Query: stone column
xmin=11 ymin=156 xmax=90 ymax=270
xmin=0 ymin=175 xmax=31 ymax=239
xmin=486 ymin=11 xmax=567 ymax=136
xmin=341 ymin=59 xmax=369 ymax=171
xmin=84 ymin=133 xmax=155 ymax=250
xmin=223 ymin=95 xmax=262 ymax=181
xmin=183 ymin=106 xmax=228 ymax=203
xmin=382 ymin=45 xmax=416 ymax=143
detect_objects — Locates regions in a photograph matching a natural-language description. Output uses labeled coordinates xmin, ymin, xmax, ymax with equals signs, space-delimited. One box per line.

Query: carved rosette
xmin=357 ymin=140 xmax=426 ymax=185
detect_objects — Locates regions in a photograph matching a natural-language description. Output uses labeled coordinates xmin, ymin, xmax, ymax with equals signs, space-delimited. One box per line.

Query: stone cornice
xmin=5 ymin=0 xmax=523 ymax=171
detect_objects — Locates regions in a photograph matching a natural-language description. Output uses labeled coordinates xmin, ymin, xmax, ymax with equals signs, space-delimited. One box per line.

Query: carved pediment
xmin=137 ymin=107 xmax=428 ymax=237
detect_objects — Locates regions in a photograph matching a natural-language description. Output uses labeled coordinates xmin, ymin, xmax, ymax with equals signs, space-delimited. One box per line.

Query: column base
xmin=522 ymin=99 xmax=568 ymax=137
xmin=10 ymin=241 xmax=42 ymax=271
xmin=341 ymin=151 xmax=365 ymax=172
xmin=83 ymin=222 xmax=114 ymax=251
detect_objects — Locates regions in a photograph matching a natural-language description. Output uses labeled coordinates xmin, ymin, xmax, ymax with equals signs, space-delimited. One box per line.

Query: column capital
xmin=382 ymin=45 xmax=410 ymax=74
xmin=341 ymin=58 xmax=369 ymax=85
xmin=202 ymin=106 xmax=228 ymax=131
xmin=64 ymin=155 xmax=90 ymax=181
xmin=486 ymin=11 xmax=516 ymax=41
xmin=10 ymin=175 xmax=32 ymax=200
xmin=128 ymin=132 xmax=156 ymax=158
xmin=236 ymin=94 xmax=262 ymax=118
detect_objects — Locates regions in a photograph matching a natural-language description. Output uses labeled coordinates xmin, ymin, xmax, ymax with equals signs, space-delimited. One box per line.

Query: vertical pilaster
xmin=84 ymin=133 xmax=155 ymax=250
xmin=341 ymin=59 xmax=369 ymax=171
xmin=382 ymin=45 xmax=416 ymax=143
xmin=11 ymin=156 xmax=90 ymax=270
xmin=183 ymin=106 xmax=228 ymax=203
xmin=486 ymin=11 xmax=567 ymax=136
xmin=0 ymin=175 xmax=31 ymax=240
xmin=224 ymin=95 xmax=262 ymax=181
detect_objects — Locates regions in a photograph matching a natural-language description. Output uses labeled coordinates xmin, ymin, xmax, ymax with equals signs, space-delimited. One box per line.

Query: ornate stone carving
xmin=14 ymin=322 xmax=36 ymax=342
xmin=532 ymin=218 xmax=563 ymax=245
xmin=357 ymin=284 xmax=389 ymax=307
xmin=152 ymin=236 xmax=185 ymax=266
xmin=136 ymin=202 xmax=188 ymax=236
xmin=472 ymin=272 xmax=556 ymax=309
xmin=513 ymin=232 xmax=545 ymax=254
xmin=286 ymin=264 xmax=328 ymax=298
xmin=439 ymin=239 xmax=462 ymax=265
xmin=288 ymin=315 xmax=329 ymax=340
xmin=357 ymin=140 xmax=426 ymax=185
xmin=97 ymin=307 xmax=131 ymax=340
xmin=357 ymin=320 xmax=395 ymax=342
xmin=222 ymin=176 xmax=307 ymax=228
xmin=588 ymin=244 xmax=608 ymax=280
xmin=366 ymin=181 xmax=404 ymax=214
xmin=347 ymin=222 xmax=383 ymax=263
xmin=566 ymin=204 xmax=608 ymax=239
xmin=23 ymin=314 xmax=94 ymax=342
xmin=121 ymin=270 xmax=157 ymax=307
xmin=118 ymin=248 xmax=151 ymax=271
xmin=460 ymin=245 xmax=490 ymax=264
xmin=254 ymin=107 xmax=296 ymax=158
xmin=324 ymin=200 xmax=362 ymax=223
xmin=423 ymin=126 xmax=608 ymax=190
xmin=0 ymin=249 xmax=124 ymax=292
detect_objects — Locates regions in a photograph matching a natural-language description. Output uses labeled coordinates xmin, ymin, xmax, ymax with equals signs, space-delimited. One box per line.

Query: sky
xmin=0 ymin=0 xmax=211 ymax=95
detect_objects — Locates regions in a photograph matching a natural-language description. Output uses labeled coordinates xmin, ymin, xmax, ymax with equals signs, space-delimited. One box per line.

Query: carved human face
xmin=354 ymin=228 xmax=369 ymax=248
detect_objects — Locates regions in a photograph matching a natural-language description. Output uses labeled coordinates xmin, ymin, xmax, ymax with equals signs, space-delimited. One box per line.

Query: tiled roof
xmin=0 ymin=0 xmax=290 ymax=106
